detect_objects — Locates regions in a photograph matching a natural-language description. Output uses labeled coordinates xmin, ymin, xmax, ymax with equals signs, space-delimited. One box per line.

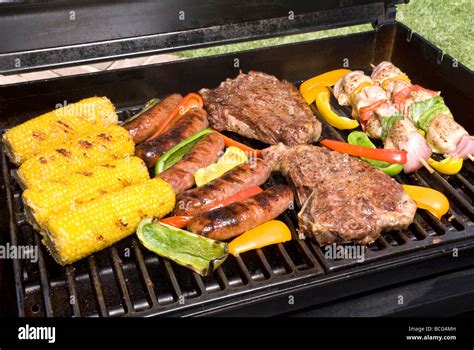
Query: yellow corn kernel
xmin=17 ymin=125 xmax=134 ymax=189
xmin=2 ymin=97 xmax=118 ymax=165
xmin=42 ymin=178 xmax=175 ymax=265
xmin=23 ymin=156 xmax=150 ymax=229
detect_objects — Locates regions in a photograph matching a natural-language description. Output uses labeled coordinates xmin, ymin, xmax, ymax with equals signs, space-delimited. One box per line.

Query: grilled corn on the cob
xmin=17 ymin=125 xmax=134 ymax=189
xmin=2 ymin=97 xmax=118 ymax=165
xmin=42 ymin=178 xmax=175 ymax=265
xmin=23 ymin=156 xmax=150 ymax=230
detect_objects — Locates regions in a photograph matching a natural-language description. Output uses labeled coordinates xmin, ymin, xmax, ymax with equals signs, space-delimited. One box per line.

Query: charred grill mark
xmin=56 ymin=148 xmax=71 ymax=157
xmin=77 ymin=170 xmax=93 ymax=176
xmin=78 ymin=140 xmax=93 ymax=148
xmin=56 ymin=120 xmax=71 ymax=131
xmin=101 ymin=164 xmax=116 ymax=168
xmin=32 ymin=130 xmax=46 ymax=140
xmin=97 ymin=133 xmax=112 ymax=141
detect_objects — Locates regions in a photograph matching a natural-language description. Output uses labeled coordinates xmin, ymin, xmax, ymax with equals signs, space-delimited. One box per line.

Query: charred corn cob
xmin=22 ymin=156 xmax=150 ymax=230
xmin=2 ymin=97 xmax=118 ymax=165
xmin=42 ymin=178 xmax=175 ymax=265
xmin=17 ymin=125 xmax=134 ymax=189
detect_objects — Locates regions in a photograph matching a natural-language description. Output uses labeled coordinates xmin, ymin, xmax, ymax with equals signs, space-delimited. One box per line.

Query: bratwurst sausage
xmin=135 ymin=108 xmax=209 ymax=167
xmin=158 ymin=132 xmax=225 ymax=194
xmin=187 ymin=185 xmax=294 ymax=240
xmin=174 ymin=158 xmax=273 ymax=216
xmin=123 ymin=94 xmax=182 ymax=144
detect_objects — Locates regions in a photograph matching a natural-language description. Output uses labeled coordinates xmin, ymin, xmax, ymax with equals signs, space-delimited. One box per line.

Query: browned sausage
xmin=158 ymin=132 xmax=225 ymax=194
xmin=174 ymin=158 xmax=274 ymax=216
xmin=123 ymin=94 xmax=182 ymax=144
xmin=135 ymin=108 xmax=209 ymax=167
xmin=187 ymin=185 xmax=294 ymax=240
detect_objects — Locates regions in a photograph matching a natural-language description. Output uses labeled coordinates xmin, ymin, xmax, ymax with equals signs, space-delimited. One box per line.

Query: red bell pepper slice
xmin=393 ymin=85 xmax=438 ymax=107
xmin=213 ymin=130 xmax=262 ymax=157
xmin=359 ymin=100 xmax=388 ymax=125
xmin=160 ymin=186 xmax=264 ymax=228
xmin=320 ymin=139 xmax=407 ymax=164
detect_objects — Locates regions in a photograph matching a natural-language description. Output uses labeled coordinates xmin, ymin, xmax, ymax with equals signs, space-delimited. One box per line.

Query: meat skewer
xmin=333 ymin=71 xmax=431 ymax=173
xmin=371 ymin=61 xmax=474 ymax=159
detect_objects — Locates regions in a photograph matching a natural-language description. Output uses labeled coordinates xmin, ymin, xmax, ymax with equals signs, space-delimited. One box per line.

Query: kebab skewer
xmin=333 ymin=71 xmax=432 ymax=173
xmin=371 ymin=61 xmax=474 ymax=162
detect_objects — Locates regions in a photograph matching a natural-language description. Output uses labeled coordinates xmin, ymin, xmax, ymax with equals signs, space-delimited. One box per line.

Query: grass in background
xmin=176 ymin=0 xmax=473 ymax=69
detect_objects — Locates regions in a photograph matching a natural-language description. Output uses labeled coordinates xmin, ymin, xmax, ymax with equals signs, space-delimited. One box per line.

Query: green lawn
xmin=176 ymin=0 xmax=473 ymax=70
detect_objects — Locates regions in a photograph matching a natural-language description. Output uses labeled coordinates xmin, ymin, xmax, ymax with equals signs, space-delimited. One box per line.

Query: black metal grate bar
xmin=65 ymin=266 xmax=81 ymax=317
xmin=131 ymin=238 xmax=158 ymax=308
xmin=109 ymin=247 xmax=134 ymax=313
xmin=87 ymin=256 xmax=109 ymax=317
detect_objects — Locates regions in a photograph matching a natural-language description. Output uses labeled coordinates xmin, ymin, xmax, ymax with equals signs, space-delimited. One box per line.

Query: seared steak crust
xmin=264 ymin=144 xmax=417 ymax=245
xmin=200 ymin=71 xmax=321 ymax=146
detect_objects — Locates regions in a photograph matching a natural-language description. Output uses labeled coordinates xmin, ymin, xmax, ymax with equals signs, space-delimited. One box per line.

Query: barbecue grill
xmin=0 ymin=0 xmax=473 ymax=317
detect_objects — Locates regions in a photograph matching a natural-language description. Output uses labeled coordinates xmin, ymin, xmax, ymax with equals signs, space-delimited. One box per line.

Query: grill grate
xmin=2 ymin=75 xmax=473 ymax=317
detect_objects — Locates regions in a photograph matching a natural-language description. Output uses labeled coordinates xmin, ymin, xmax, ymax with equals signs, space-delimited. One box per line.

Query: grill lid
xmin=0 ymin=0 xmax=407 ymax=74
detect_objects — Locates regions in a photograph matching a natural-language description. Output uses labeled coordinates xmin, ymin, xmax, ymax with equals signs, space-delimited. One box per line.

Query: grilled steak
xmin=264 ymin=144 xmax=417 ymax=245
xmin=188 ymin=185 xmax=293 ymax=240
xmin=199 ymin=71 xmax=321 ymax=146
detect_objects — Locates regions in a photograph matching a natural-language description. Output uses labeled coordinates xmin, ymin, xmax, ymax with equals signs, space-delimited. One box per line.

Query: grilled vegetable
xmin=2 ymin=97 xmax=118 ymax=165
xmin=23 ymin=156 xmax=149 ymax=229
xmin=160 ymin=215 xmax=191 ymax=228
xmin=155 ymin=129 xmax=213 ymax=175
xmin=380 ymin=113 xmax=403 ymax=141
xmin=347 ymin=131 xmax=403 ymax=176
xmin=320 ymin=139 xmax=407 ymax=164
xmin=212 ymin=185 xmax=263 ymax=209
xmin=393 ymin=85 xmax=437 ymax=107
xmin=409 ymin=96 xmax=452 ymax=132
xmin=136 ymin=218 xmax=227 ymax=276
xmin=17 ymin=125 xmax=134 ymax=189
xmin=307 ymin=86 xmax=359 ymax=130
xmin=299 ymin=69 xmax=351 ymax=94
xmin=359 ymin=100 xmax=388 ymax=125
xmin=402 ymin=185 xmax=449 ymax=219
xmin=212 ymin=130 xmax=262 ymax=156
xmin=43 ymin=178 xmax=175 ymax=265
xmin=122 ymin=98 xmax=160 ymax=124
xmin=228 ymin=220 xmax=291 ymax=256
xmin=146 ymin=93 xmax=204 ymax=142
xmin=427 ymin=157 xmax=463 ymax=175
xmin=194 ymin=146 xmax=248 ymax=186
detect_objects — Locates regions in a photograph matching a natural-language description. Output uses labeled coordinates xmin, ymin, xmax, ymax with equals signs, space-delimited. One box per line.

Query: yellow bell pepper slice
xmin=427 ymin=157 xmax=463 ymax=175
xmin=349 ymin=81 xmax=373 ymax=104
xmin=194 ymin=146 xmax=247 ymax=186
xmin=402 ymin=185 xmax=450 ymax=220
xmin=228 ymin=220 xmax=292 ymax=256
xmin=381 ymin=74 xmax=411 ymax=90
xmin=300 ymin=69 xmax=351 ymax=94
xmin=305 ymin=86 xmax=359 ymax=130
xmin=417 ymin=129 xmax=426 ymax=136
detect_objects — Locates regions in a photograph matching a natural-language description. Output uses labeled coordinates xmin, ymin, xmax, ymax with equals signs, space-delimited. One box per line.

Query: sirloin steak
xmin=199 ymin=71 xmax=321 ymax=146
xmin=264 ymin=144 xmax=417 ymax=245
